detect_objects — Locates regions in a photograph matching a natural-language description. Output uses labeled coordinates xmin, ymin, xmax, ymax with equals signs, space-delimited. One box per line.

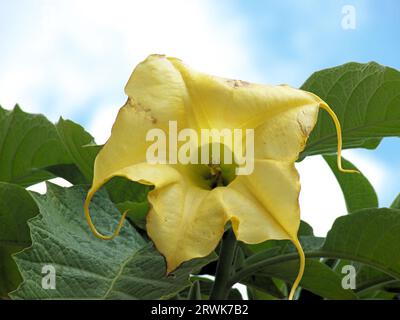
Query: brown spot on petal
xmin=135 ymin=103 xmax=151 ymax=113
xmin=150 ymin=53 xmax=167 ymax=59
xmin=226 ymin=79 xmax=251 ymax=88
xmin=297 ymin=111 xmax=313 ymax=137
xmin=128 ymin=98 xmax=157 ymax=124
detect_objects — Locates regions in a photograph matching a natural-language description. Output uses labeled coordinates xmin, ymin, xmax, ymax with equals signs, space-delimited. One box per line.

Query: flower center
xmin=184 ymin=143 xmax=238 ymax=190
xmin=206 ymin=162 xmax=236 ymax=189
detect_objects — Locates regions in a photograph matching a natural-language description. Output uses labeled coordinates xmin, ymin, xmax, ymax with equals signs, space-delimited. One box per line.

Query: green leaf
xmin=323 ymin=208 xmax=400 ymax=278
xmin=55 ymin=118 xmax=100 ymax=182
xmin=0 ymin=105 xmax=71 ymax=186
xmin=323 ymin=155 xmax=378 ymax=212
xmin=187 ymin=280 xmax=202 ymax=300
xmin=300 ymin=62 xmax=400 ymax=158
xmin=331 ymin=257 xmax=397 ymax=298
xmin=103 ymin=244 xmax=215 ymax=300
xmin=0 ymin=105 xmax=103 ymax=186
xmin=11 ymin=183 xmax=214 ymax=299
xmin=359 ymin=289 xmax=397 ymax=300
xmin=298 ymin=220 xmax=314 ymax=236
xmin=0 ymin=182 xmax=38 ymax=297
xmin=322 ymin=208 xmax=400 ymax=286
xmin=106 ymin=176 xmax=150 ymax=204
xmin=116 ymin=201 xmax=150 ymax=230
xmin=241 ymin=237 xmax=355 ymax=299
xmin=45 ymin=164 xmax=87 ymax=185
xmin=105 ymin=176 xmax=151 ymax=229
xmin=243 ymin=275 xmax=286 ymax=299
xmin=255 ymin=259 xmax=358 ymax=300
xmin=233 ymin=209 xmax=400 ymax=299
xmin=247 ymin=285 xmax=283 ymax=300
xmin=321 ymin=208 xmax=400 ymax=298
xmin=245 ymin=221 xmax=320 ymax=256
xmin=390 ymin=193 xmax=400 ymax=209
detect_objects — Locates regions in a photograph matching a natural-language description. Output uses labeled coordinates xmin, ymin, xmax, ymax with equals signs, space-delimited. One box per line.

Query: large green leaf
xmin=322 ymin=208 xmax=400 ymax=290
xmin=45 ymin=164 xmax=87 ymax=185
xmin=233 ymin=209 xmax=400 ymax=299
xmin=0 ymin=105 xmax=71 ymax=186
xmin=245 ymin=220 xmax=318 ymax=255
xmin=300 ymin=62 xmax=400 ymax=158
xmin=255 ymin=259 xmax=357 ymax=300
xmin=55 ymin=118 xmax=100 ymax=182
xmin=320 ymin=208 xmax=400 ymax=298
xmin=0 ymin=105 xmax=103 ymax=186
xmin=244 ymin=276 xmax=286 ymax=300
xmin=246 ymin=274 xmax=290 ymax=300
xmin=0 ymin=105 xmax=152 ymax=227
xmin=390 ymin=193 xmax=400 ymax=209
xmin=0 ymin=182 xmax=38 ymax=297
xmin=241 ymin=237 xmax=356 ymax=300
xmin=323 ymin=208 xmax=400 ymax=276
xmin=323 ymin=155 xmax=378 ymax=212
xmin=358 ymin=289 xmax=398 ymax=300
xmin=334 ymin=259 xmax=398 ymax=297
xmin=11 ymin=184 xmax=215 ymax=299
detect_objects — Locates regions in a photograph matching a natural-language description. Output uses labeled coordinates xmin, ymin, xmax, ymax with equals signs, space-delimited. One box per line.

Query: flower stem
xmin=210 ymin=228 xmax=237 ymax=300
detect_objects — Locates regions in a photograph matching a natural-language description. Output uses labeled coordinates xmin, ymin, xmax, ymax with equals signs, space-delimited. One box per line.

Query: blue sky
xmin=229 ymin=0 xmax=400 ymax=85
xmin=0 ymin=0 xmax=399 ymax=234
xmin=224 ymin=0 xmax=400 ymax=209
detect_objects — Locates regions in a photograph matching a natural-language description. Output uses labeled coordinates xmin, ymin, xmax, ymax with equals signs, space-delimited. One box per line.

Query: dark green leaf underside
xmin=11 ymin=184 xmax=214 ymax=299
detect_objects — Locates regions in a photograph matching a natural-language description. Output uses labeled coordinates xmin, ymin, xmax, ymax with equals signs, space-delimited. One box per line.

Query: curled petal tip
xmin=84 ymin=190 xmax=128 ymax=241
xmin=340 ymin=168 xmax=360 ymax=174
xmin=318 ymin=102 xmax=359 ymax=176
xmin=288 ymin=239 xmax=305 ymax=300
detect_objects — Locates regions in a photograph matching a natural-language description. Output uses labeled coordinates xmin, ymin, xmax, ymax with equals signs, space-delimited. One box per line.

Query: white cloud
xmin=342 ymin=149 xmax=388 ymax=198
xmin=0 ymin=0 xmax=259 ymax=124
xmin=27 ymin=178 xmax=72 ymax=195
xmin=88 ymin=104 xmax=120 ymax=145
xmin=297 ymin=150 xmax=390 ymax=236
xmin=297 ymin=156 xmax=347 ymax=237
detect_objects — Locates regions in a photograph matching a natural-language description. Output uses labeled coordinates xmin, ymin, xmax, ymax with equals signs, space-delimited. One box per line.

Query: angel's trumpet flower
xmin=84 ymin=55 xmax=356 ymax=300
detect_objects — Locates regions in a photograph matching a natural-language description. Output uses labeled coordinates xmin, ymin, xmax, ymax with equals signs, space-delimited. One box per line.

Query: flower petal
xmin=216 ymin=159 xmax=307 ymax=300
xmin=253 ymin=103 xmax=319 ymax=161
xmin=90 ymin=161 xmax=227 ymax=273
xmin=92 ymin=54 xmax=187 ymax=190
xmin=146 ymin=178 xmax=227 ymax=273
xmin=169 ymin=58 xmax=321 ymax=133
xmin=221 ymin=159 xmax=301 ymax=242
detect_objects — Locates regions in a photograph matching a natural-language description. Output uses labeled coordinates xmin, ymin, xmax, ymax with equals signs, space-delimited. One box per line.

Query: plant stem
xmin=210 ymin=228 xmax=237 ymax=300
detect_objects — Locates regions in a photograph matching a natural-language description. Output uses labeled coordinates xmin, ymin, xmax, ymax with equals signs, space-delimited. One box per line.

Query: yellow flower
xmin=84 ymin=54 xmax=355 ymax=300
